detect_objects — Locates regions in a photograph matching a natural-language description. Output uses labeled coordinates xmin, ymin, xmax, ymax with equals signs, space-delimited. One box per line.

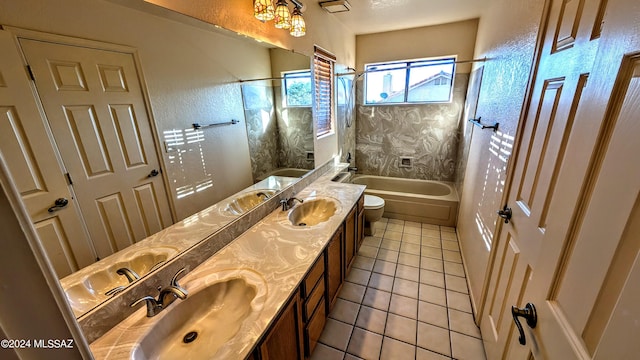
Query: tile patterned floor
xmin=311 ymin=218 xmax=487 ymax=360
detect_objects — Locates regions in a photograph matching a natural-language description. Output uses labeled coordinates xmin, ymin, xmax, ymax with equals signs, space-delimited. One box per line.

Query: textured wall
xmin=242 ymin=84 xmax=279 ymax=181
xmin=355 ymin=74 xmax=469 ymax=181
xmin=274 ymin=90 xmax=315 ymax=170
xmin=456 ymin=0 xmax=546 ymax=312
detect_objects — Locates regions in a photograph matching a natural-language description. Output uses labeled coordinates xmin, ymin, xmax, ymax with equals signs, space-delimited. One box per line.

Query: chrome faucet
xmin=130 ymin=268 xmax=188 ymax=317
xmin=280 ymin=197 xmax=304 ymax=211
xmin=256 ymin=192 xmax=271 ymax=200
xmin=116 ymin=267 xmax=141 ymax=283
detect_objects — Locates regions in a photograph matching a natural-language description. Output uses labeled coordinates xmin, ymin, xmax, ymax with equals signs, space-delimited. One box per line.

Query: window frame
xmin=313 ymin=46 xmax=336 ymax=138
xmin=363 ymin=56 xmax=456 ymax=106
xmin=282 ymin=69 xmax=312 ymax=108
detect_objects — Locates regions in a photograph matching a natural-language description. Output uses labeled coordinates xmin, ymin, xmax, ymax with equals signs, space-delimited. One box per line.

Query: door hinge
xmin=26 ymin=65 xmax=35 ymax=81
xmin=65 ymin=172 xmax=73 ymax=185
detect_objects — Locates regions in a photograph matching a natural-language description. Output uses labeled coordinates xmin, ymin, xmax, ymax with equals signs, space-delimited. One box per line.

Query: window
xmin=364 ymin=57 xmax=456 ymax=105
xmin=283 ymin=70 xmax=312 ymax=107
xmin=313 ymin=46 xmax=336 ymax=137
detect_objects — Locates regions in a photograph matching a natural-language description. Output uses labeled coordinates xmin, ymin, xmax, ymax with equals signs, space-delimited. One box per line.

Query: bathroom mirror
xmin=242 ymin=48 xmax=314 ymax=182
xmin=0 ymin=0 xmax=317 ymax=319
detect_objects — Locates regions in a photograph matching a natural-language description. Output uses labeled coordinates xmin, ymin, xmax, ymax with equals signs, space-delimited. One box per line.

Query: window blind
xmin=313 ymin=46 xmax=336 ymax=137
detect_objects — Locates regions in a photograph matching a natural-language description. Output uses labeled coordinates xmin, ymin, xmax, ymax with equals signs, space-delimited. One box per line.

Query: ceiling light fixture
xmin=274 ymin=0 xmax=292 ymax=29
xmin=254 ymin=0 xmax=275 ymax=21
xmin=289 ymin=4 xmax=306 ymax=37
xmin=319 ymin=0 xmax=351 ymax=13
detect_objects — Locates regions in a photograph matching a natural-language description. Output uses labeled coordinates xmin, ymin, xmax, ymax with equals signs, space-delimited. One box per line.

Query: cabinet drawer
xmin=302 ymin=253 xmax=325 ymax=298
xmin=304 ymin=275 xmax=325 ymax=321
xmin=358 ymin=194 xmax=364 ymax=213
xmin=305 ymin=298 xmax=327 ymax=357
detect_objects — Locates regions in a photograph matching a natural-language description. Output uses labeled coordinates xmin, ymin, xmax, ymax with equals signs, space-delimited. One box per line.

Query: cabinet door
xmin=259 ymin=290 xmax=304 ymax=360
xmin=326 ymin=226 xmax=343 ymax=311
xmin=344 ymin=205 xmax=357 ymax=273
xmin=357 ymin=208 xmax=365 ymax=251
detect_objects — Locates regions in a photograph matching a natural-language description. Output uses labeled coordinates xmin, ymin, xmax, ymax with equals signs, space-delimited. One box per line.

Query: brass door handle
xmin=48 ymin=198 xmax=69 ymax=212
xmin=512 ymin=303 xmax=537 ymax=345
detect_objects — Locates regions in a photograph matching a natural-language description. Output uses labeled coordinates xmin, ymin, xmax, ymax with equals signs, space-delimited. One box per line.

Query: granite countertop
xmin=89 ymin=169 xmax=365 ymax=359
xmin=61 ymin=176 xmax=298 ymax=318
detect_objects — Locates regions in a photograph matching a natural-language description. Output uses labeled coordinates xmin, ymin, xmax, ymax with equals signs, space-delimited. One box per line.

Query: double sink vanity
xmin=85 ymin=162 xmax=366 ymax=359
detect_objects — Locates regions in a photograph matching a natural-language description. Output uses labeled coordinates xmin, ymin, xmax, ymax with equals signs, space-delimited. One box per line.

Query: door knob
xmin=48 ymin=198 xmax=69 ymax=212
xmin=497 ymin=205 xmax=512 ymax=224
xmin=148 ymin=169 xmax=160 ymax=177
xmin=512 ymin=303 xmax=537 ymax=345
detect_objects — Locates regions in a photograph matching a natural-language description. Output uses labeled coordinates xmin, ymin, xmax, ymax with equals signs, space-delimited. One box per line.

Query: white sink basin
xmin=223 ymin=189 xmax=276 ymax=215
xmin=63 ymin=246 xmax=179 ymax=317
xmin=90 ymin=269 xmax=267 ymax=360
xmin=288 ymin=197 xmax=339 ymax=227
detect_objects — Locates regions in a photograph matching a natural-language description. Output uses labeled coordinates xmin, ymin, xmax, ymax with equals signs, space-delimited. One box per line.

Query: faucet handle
xmin=131 ymin=296 xmax=161 ymax=317
xmin=170 ymin=268 xmax=187 ymax=291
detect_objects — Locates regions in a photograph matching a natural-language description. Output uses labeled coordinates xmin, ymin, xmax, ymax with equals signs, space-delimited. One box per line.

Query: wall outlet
xmin=399 ymin=157 xmax=413 ymax=168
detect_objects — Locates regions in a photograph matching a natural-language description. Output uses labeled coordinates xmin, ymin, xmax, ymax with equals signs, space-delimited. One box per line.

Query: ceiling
xmin=317 ymin=0 xmax=491 ymax=35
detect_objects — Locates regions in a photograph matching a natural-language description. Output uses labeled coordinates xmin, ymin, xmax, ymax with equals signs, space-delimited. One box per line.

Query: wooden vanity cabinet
xmin=344 ymin=204 xmax=358 ymax=273
xmin=356 ymin=194 xmax=365 ymax=250
xmin=301 ymin=254 xmax=327 ymax=357
xmin=325 ymin=226 xmax=344 ymax=312
xmin=257 ymin=289 xmax=304 ymax=360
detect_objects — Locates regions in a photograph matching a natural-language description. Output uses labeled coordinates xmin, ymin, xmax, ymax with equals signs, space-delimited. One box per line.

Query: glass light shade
xmin=289 ymin=7 xmax=306 ymax=37
xmin=254 ymin=0 xmax=275 ymax=21
xmin=274 ymin=1 xmax=291 ymax=29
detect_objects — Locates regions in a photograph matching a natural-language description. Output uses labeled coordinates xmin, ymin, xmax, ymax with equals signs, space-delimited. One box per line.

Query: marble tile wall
xmin=355 ymin=74 xmax=469 ymax=182
xmin=337 ymin=72 xmax=357 ymax=165
xmin=274 ymin=89 xmax=315 ymax=170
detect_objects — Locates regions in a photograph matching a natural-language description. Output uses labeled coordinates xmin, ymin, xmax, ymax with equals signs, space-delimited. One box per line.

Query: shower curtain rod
xmin=335 ymin=57 xmax=488 ymax=77
xmin=230 ymin=57 xmax=488 ymax=83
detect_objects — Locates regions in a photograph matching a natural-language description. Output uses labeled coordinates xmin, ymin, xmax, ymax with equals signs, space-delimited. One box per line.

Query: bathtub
xmin=351 ymin=175 xmax=459 ymax=226
xmin=256 ymin=168 xmax=311 ymax=181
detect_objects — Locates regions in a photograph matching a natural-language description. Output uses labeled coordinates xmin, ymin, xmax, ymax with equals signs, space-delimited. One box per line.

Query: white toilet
xmin=363 ymin=195 xmax=385 ymax=236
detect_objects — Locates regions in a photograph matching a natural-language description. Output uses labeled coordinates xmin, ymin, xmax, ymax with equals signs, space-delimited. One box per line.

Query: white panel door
xmin=20 ymin=39 xmax=173 ymax=260
xmin=0 ymin=31 xmax=94 ymax=277
xmin=481 ymin=0 xmax=640 ymax=358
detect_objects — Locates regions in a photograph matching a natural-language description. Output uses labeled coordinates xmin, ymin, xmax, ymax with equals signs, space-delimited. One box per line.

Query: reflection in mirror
xmin=242 ymin=48 xmax=314 ymax=182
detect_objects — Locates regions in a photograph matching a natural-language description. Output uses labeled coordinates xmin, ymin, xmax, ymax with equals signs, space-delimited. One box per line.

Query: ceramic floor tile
xmin=330 ymin=298 xmax=361 ymax=325
xmin=352 ymin=255 xmax=376 ymax=272
xmin=385 ymin=313 xmax=417 ymax=345
xmin=346 ymin=268 xmax=371 ymax=286
xmin=440 ymin=226 xmax=456 ymax=233
xmin=382 ymin=230 xmax=403 ymax=241
xmin=362 ymin=288 xmax=392 ymax=311
xmin=397 ymin=253 xmax=421 ymax=267
xmin=421 ymin=257 xmax=444 ymax=272
xmin=380 ymin=337 xmax=416 ymax=360
xmin=319 ymin=318 xmax=354 ymax=351
xmin=311 ymin=342 xmax=346 ymax=360
xmin=395 ymin=264 xmax=420 ymax=282
xmin=339 ymin=282 xmax=366 ymax=303
xmin=369 ymin=272 xmax=394 ymax=292
xmin=373 ymin=260 xmax=397 ymax=276
xmin=392 ymin=278 xmax=419 ymax=299
xmin=402 ymin=233 xmax=422 ymax=244
xmin=417 ymin=321 xmax=451 ymax=357
xmin=400 ymin=242 xmax=421 ymax=255
xmin=387 ymin=218 xmax=404 ymax=225
xmin=377 ymin=249 xmax=400 ymax=263
xmin=386 ymin=223 xmax=404 ymax=232
xmin=363 ymin=236 xmax=382 ymax=248
xmin=347 ymin=327 xmax=383 ymax=360
xmin=422 ymin=246 xmax=443 ymax=260
xmin=421 ymin=238 xmax=442 ymax=249
xmin=422 ymin=229 xmax=440 ymax=238
xmin=445 ymin=274 xmax=469 ymax=294
xmin=403 ymin=225 xmax=422 ymax=236
xmin=356 ymin=305 xmax=387 ymax=335
xmin=443 ymin=262 xmax=465 ymax=277
xmin=417 ymin=347 xmax=452 ymax=360
xmin=422 ymin=223 xmax=439 ymax=230
xmin=450 ymin=331 xmax=487 ymax=360
xmin=420 ymin=269 xmax=445 ymax=288
xmin=443 ymin=250 xmax=462 ymax=263
xmin=358 ymin=245 xmax=379 ymax=259
xmin=380 ymin=239 xmax=401 ymax=251
xmin=344 ymin=354 xmax=363 ymax=360
xmin=389 ymin=294 xmax=418 ymax=319
xmin=419 ymin=283 xmax=447 ymax=307
xmin=447 ymin=290 xmax=472 ymax=313
xmin=405 ymin=221 xmax=422 ymax=228
xmin=448 ymin=308 xmax=481 ymax=338
xmin=441 ymin=231 xmax=458 ymax=240
xmin=441 ymin=240 xmax=460 ymax=252
xmin=418 ymin=301 xmax=449 ymax=329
